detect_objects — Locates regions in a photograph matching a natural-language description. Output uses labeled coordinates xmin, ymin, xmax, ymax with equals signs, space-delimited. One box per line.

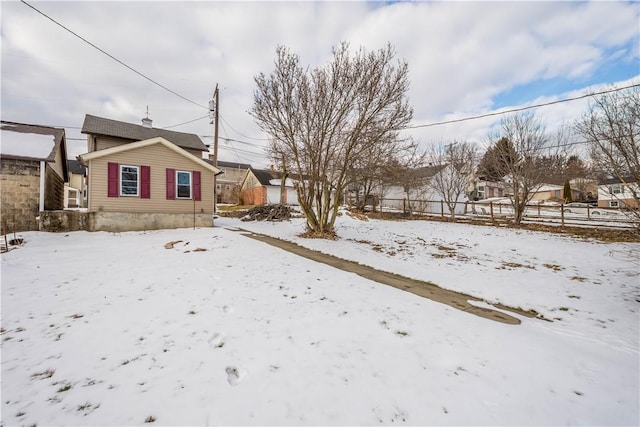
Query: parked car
xmin=563 ymin=202 xmax=607 ymax=215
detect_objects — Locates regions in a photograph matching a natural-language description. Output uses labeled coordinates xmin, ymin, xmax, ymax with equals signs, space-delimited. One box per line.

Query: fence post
xmin=440 ymin=200 xmax=444 ymax=218
xmin=561 ymin=204 xmax=565 ymax=226
xmin=490 ymin=202 xmax=494 ymax=222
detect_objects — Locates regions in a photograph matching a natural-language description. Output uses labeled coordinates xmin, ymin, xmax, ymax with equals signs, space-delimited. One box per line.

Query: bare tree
xmin=382 ymin=144 xmax=429 ymax=216
xmin=426 ymin=140 xmax=477 ymax=220
xmin=347 ymin=133 xmax=403 ymax=211
xmin=251 ymin=42 xmax=413 ymax=237
xmin=574 ymin=86 xmax=639 ymax=218
xmin=485 ymin=112 xmax=549 ymax=225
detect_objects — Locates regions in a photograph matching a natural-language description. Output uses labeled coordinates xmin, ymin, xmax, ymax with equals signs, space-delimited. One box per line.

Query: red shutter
xmin=141 ymin=165 xmax=151 ymax=199
xmin=166 ymin=168 xmax=175 ymax=199
xmin=107 ymin=162 xmax=119 ymax=197
xmin=193 ymin=171 xmax=201 ymax=201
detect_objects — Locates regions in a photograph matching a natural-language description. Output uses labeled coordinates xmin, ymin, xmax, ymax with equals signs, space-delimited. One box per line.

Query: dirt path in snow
xmin=231 ymin=228 xmax=536 ymax=325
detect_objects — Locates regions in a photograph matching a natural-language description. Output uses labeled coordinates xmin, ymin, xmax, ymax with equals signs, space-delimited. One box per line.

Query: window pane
xmin=120 ymin=166 xmax=138 ymax=196
xmin=177 ymin=172 xmax=191 ymax=185
xmin=176 ymin=171 xmax=191 ymax=198
xmin=177 ymin=185 xmax=190 ymax=198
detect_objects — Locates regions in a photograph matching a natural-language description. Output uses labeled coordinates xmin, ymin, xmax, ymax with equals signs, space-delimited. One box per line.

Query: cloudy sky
xmin=2 ymin=1 xmax=638 ymax=167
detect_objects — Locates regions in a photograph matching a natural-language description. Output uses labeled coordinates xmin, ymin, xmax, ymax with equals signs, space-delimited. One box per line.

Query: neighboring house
xmin=79 ymin=115 xmax=220 ymax=231
xmin=529 ymin=184 xmax=580 ymax=203
xmin=597 ymin=176 xmax=639 ymax=209
xmin=207 ymin=158 xmax=251 ymax=204
xmin=365 ymin=164 xmax=466 ymax=215
xmin=470 ymin=178 xmax=504 ymax=200
xmin=65 ymin=159 xmax=87 ymax=208
xmin=239 ymin=167 xmax=299 ymax=206
xmin=378 ymin=164 xmax=438 ymax=201
xmin=1 ymin=121 xmax=68 ymax=231
xmin=569 ymin=178 xmax=598 ymax=203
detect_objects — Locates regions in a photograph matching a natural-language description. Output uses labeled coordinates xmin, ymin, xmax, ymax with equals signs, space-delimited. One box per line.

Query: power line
xmin=21 ymin=0 xmax=208 ymax=110
xmin=207 ymin=83 xmax=639 ymax=149
xmin=162 ymin=115 xmax=209 ymax=129
xmin=219 ymin=114 xmax=270 ymax=141
xmin=405 ymin=83 xmax=640 ymax=130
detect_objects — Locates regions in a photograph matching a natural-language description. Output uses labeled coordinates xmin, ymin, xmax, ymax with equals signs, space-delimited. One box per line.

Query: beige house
xmin=529 ymin=184 xmax=580 ymax=203
xmin=209 ymin=159 xmax=251 ymax=204
xmin=79 ymin=137 xmax=220 ymax=231
xmin=471 ymin=179 xmax=504 ymax=200
xmin=1 ymin=121 xmax=68 ymax=232
xmin=79 ymin=114 xmax=220 ymax=232
xmin=64 ymin=159 xmax=87 ymax=208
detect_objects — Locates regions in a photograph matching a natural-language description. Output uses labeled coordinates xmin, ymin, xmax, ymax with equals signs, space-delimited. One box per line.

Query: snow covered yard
xmin=1 ymin=215 xmax=638 ymax=426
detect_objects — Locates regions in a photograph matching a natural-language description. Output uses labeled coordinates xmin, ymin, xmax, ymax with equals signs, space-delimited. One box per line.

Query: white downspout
xmin=39 ymin=161 xmax=46 ymax=212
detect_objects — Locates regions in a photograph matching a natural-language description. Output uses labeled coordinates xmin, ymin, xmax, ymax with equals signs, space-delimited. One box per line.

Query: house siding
xmin=217 ymin=166 xmax=249 ymax=204
xmin=0 ymin=158 xmax=41 ymax=231
xmin=241 ymin=186 xmax=267 ymax=205
xmin=597 ymin=183 xmax=639 ymax=209
xmin=86 ymin=143 xmax=214 ymax=214
xmin=44 ymin=164 xmax=65 ymax=210
xmin=93 ymin=135 xmax=204 ymax=159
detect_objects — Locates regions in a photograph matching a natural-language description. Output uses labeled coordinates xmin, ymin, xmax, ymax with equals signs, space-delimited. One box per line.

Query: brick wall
xmin=0 ymin=159 xmax=41 ymax=232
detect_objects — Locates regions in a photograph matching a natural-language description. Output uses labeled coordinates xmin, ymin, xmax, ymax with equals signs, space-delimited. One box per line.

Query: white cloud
xmin=1 ymin=0 xmax=638 ymax=167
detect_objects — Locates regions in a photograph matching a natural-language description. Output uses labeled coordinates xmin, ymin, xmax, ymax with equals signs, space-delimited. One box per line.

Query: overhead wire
xmin=19 ymin=1 xmax=637 ymax=157
xmin=219 ymin=114 xmax=270 ymax=141
xmin=405 ymin=83 xmax=639 ymax=129
xmin=162 ymin=115 xmax=210 ymax=129
xmin=21 ymin=0 xmax=208 ymax=110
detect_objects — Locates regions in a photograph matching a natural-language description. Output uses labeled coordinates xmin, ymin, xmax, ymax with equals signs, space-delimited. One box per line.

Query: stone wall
xmin=0 ymin=159 xmax=40 ymax=232
xmin=39 ymin=210 xmax=90 ymax=232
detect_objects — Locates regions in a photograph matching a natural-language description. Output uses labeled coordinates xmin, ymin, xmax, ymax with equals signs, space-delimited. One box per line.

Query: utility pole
xmin=211 ymin=84 xmax=219 ymax=215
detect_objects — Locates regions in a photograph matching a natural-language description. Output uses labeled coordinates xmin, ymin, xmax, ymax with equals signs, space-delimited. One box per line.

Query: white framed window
xmin=225 ymin=184 xmax=230 ymax=190
xmin=120 ymin=165 xmax=139 ymax=196
xmin=176 ymin=170 xmax=192 ymax=199
xmin=477 ymin=186 xmax=485 ymax=199
xmin=610 ymin=184 xmax=623 ymax=194
xmin=609 ymin=200 xmax=619 ymax=208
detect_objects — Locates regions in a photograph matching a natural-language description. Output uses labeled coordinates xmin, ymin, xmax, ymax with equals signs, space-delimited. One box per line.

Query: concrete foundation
xmin=38 ymin=211 xmax=214 ymax=232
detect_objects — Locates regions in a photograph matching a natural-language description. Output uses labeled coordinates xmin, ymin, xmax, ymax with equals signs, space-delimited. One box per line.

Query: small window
xmin=120 ymin=165 xmax=139 ymax=196
xmin=609 ymin=200 xmax=619 ymax=208
xmin=176 ymin=171 xmax=192 ymax=199
xmin=611 ymin=184 xmax=623 ymax=194
xmin=216 ymin=184 xmax=221 ymax=191
xmin=225 ymin=184 xmax=230 ymax=190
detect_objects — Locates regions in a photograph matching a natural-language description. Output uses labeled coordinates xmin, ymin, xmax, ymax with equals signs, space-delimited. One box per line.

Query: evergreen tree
xmin=563 ymin=180 xmax=572 ymax=202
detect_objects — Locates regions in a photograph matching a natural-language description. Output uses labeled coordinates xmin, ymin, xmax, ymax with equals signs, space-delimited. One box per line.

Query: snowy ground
xmin=1 ymin=213 xmax=638 ymax=426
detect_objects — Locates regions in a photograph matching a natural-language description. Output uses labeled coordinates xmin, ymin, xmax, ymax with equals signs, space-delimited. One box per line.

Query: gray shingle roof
xmin=81 ymin=114 xmax=208 ymax=152
xmin=68 ymin=159 xmax=86 ymax=175
xmin=598 ymin=176 xmax=636 ymax=185
xmin=217 ymin=160 xmax=252 ymax=169
xmin=0 ymin=121 xmax=65 ymax=162
xmin=252 ymin=168 xmax=279 ymax=186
